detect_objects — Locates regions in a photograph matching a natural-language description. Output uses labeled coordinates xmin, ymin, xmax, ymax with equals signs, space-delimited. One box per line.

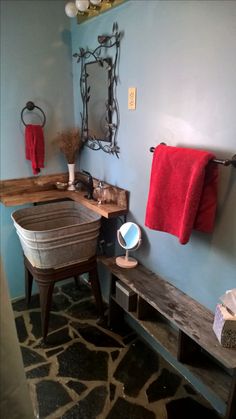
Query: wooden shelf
xmin=111 ymin=295 xmax=178 ymax=357
xmin=185 ymin=354 xmax=232 ymax=404
xmin=111 ymin=295 xmax=231 ymax=404
xmin=100 ymin=256 xmax=236 ymax=419
xmin=0 ymin=173 xmax=129 ymax=219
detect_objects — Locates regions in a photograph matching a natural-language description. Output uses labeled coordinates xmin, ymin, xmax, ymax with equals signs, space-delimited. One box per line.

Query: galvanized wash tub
xmin=11 ymin=201 xmax=101 ymax=269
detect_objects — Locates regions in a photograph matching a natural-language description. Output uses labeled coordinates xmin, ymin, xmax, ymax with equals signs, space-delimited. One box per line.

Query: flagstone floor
xmin=13 ymin=279 xmax=220 ymax=419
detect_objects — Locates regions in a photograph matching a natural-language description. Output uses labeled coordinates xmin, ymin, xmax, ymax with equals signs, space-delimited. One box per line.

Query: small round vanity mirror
xmin=116 ymin=222 xmax=141 ymax=269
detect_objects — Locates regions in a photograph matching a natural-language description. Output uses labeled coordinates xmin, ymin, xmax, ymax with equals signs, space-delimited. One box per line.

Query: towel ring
xmin=21 ymin=101 xmax=46 ymax=127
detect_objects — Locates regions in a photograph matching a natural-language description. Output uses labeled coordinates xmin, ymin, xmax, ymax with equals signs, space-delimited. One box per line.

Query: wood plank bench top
xmin=99 ymin=256 xmax=236 ymax=370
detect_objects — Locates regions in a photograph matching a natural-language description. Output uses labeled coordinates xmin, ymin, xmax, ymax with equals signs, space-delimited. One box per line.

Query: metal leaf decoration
xmin=113 ymin=22 xmax=118 ymax=33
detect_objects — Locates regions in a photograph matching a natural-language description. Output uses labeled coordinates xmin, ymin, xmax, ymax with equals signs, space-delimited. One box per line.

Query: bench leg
xmin=74 ymin=276 xmax=80 ymax=288
xmin=25 ymin=266 xmax=33 ymax=307
xmin=89 ymin=267 xmax=104 ymax=318
xmin=35 ymin=279 xmax=54 ymax=342
xmin=108 ymin=297 xmax=124 ymax=329
xmin=177 ymin=330 xmax=200 ymax=363
xmin=225 ymin=371 xmax=236 ymax=419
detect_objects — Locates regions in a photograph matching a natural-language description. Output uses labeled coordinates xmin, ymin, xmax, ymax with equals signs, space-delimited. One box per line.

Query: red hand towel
xmin=145 ymin=144 xmax=218 ymax=244
xmin=25 ymin=124 xmax=45 ymax=175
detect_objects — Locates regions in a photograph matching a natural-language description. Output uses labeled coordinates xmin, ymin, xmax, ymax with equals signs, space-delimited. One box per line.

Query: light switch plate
xmin=128 ymin=87 xmax=136 ymax=110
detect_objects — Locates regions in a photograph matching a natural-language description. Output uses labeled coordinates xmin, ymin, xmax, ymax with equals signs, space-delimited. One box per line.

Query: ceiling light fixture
xmin=65 ymin=0 xmax=125 ymax=24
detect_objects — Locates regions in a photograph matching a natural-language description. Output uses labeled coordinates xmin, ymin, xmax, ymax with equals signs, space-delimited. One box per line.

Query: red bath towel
xmin=25 ymin=124 xmax=45 ymax=175
xmin=145 ymin=144 xmax=218 ymax=244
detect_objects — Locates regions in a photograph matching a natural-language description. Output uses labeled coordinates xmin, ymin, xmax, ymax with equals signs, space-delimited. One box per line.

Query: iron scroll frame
xmin=73 ymin=23 xmax=121 ymax=157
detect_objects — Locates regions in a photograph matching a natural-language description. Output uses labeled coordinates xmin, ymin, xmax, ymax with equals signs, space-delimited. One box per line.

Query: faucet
xmin=75 ymin=170 xmax=94 ymax=200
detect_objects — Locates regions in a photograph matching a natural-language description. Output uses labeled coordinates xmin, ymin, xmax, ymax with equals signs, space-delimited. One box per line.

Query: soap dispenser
xmin=95 ymin=181 xmax=105 ymax=205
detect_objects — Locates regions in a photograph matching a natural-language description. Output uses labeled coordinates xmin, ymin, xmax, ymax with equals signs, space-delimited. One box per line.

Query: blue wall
xmin=71 ymin=0 xmax=236 ymax=311
xmin=0 ymin=0 xmax=74 ymax=297
xmin=1 ymin=0 xmax=236 ymax=310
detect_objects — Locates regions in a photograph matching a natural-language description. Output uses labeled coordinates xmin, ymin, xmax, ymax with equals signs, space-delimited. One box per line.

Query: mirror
xmin=85 ymin=59 xmax=112 ymax=142
xmin=116 ymin=222 xmax=142 ymax=269
xmin=73 ymin=23 xmax=121 ymax=157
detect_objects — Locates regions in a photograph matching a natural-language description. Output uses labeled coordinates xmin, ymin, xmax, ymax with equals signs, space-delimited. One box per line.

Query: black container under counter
xmin=115 ymin=280 xmax=137 ymax=312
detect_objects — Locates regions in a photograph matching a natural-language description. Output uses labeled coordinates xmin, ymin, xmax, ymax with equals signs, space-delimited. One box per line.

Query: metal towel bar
xmin=150 ymin=145 xmax=236 ymax=168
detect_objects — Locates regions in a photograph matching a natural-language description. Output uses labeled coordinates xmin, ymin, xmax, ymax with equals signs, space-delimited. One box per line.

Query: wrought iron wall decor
xmin=73 ymin=22 xmax=121 ymax=157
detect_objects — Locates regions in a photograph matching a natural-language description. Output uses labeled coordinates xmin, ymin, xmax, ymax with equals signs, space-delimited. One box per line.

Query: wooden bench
xmin=99 ymin=256 xmax=236 ymax=419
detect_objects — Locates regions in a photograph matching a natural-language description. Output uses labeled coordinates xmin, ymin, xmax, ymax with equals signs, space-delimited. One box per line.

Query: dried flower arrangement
xmin=54 ymin=128 xmax=83 ymax=163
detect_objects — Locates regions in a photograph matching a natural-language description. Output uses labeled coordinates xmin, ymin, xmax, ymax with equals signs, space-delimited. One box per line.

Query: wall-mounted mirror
xmin=73 ymin=23 xmax=121 ymax=157
xmin=85 ymin=59 xmax=112 ymax=142
xmin=116 ymin=222 xmax=142 ymax=269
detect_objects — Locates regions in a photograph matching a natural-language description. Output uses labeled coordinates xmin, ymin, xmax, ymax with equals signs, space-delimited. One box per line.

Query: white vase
xmin=67 ymin=163 xmax=76 ymax=191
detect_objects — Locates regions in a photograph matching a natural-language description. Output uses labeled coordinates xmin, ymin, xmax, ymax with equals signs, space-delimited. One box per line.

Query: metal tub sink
xmin=11 ymin=201 xmax=101 ymax=269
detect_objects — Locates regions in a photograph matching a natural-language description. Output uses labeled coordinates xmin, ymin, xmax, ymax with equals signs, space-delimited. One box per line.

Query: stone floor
xmin=13 ymin=279 xmax=220 ymax=419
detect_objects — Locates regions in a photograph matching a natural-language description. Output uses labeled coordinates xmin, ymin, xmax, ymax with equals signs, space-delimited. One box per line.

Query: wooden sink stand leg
xmin=25 ymin=265 xmax=33 ymax=307
xmin=24 ymin=256 xmax=104 ymax=342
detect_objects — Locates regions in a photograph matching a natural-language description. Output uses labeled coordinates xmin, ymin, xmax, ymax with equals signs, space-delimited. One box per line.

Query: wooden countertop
xmin=0 ymin=173 xmax=129 ymax=219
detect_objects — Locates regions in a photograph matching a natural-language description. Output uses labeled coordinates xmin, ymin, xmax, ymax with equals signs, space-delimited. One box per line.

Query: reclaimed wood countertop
xmin=0 ymin=173 xmax=129 ymax=219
